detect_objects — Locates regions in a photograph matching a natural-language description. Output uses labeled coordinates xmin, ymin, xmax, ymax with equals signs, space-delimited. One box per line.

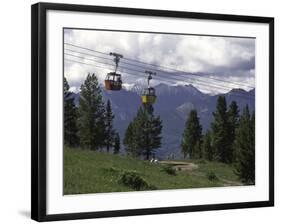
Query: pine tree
xmin=227 ymin=101 xmax=240 ymax=163
xmin=64 ymin=77 xmax=79 ymax=147
xmin=123 ymin=112 xmax=140 ymax=158
xmin=203 ymin=130 xmax=213 ymax=161
xmin=123 ymin=106 xmax=162 ymax=160
xmin=104 ymin=100 xmax=115 ymax=152
xmin=113 ymin=133 xmax=120 ymax=154
xmin=211 ymin=96 xmax=231 ymax=163
xmin=142 ymin=106 xmax=162 ymax=160
xmin=235 ymin=106 xmax=255 ymax=184
xmin=195 ymin=139 xmax=203 ymax=159
xmin=181 ymin=109 xmax=202 ymax=159
xmin=78 ymin=73 xmax=106 ymax=150
xmin=250 ymin=112 xmax=255 ymax=182
xmin=123 ymin=122 xmax=140 ymax=157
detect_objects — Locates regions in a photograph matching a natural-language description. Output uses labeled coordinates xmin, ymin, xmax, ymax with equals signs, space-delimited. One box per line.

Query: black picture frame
xmin=31 ymin=2 xmax=274 ymax=222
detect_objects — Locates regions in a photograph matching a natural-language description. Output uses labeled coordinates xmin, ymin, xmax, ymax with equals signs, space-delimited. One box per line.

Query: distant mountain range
xmin=70 ymin=83 xmax=255 ymax=159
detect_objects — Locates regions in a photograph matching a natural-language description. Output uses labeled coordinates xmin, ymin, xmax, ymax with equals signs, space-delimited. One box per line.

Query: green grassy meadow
xmin=64 ymin=147 xmax=242 ymax=195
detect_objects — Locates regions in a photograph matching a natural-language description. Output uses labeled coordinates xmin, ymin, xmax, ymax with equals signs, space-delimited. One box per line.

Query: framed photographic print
xmin=31 ymin=2 xmax=274 ymax=222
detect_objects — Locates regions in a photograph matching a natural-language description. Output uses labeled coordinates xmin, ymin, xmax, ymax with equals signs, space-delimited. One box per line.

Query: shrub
xmin=119 ymin=171 xmax=155 ymax=190
xmin=162 ymin=166 xmax=176 ymax=176
xmin=206 ymin=171 xmax=218 ymax=181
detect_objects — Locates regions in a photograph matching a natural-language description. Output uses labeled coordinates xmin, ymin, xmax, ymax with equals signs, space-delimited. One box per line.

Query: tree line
xmin=64 ymin=74 xmax=120 ymax=154
xmin=64 ymin=73 xmax=162 ymax=158
xmin=65 ymin=73 xmax=255 ymax=184
xmin=181 ymin=96 xmax=255 ymax=184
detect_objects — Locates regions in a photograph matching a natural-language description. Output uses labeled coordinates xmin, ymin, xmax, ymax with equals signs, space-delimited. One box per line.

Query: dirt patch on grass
xmin=159 ymin=161 xmax=199 ymax=171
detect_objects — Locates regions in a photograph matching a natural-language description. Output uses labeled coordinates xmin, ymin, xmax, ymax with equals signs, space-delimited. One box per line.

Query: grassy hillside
xmin=64 ymin=147 xmax=241 ymax=195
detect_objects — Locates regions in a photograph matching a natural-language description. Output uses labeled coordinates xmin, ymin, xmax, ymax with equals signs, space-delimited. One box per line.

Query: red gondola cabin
xmin=104 ymin=72 xmax=122 ymax=90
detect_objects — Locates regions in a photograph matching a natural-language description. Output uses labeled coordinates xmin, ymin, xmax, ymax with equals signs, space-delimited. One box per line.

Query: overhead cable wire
xmin=65 ymin=57 xmax=255 ymax=100
xmin=65 ymin=52 xmax=254 ymax=99
xmin=64 ymin=42 xmax=255 ymax=89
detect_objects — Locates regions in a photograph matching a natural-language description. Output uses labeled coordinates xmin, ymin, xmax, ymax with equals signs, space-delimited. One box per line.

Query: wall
xmin=0 ymin=0 xmax=279 ymax=223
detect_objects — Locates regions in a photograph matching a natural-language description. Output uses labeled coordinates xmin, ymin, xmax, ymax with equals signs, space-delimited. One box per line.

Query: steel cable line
xmin=65 ymin=43 xmax=255 ymax=89
xmin=115 ymin=67 xmax=255 ymax=101
xmin=65 ymin=56 xmax=255 ymax=100
xmin=65 ymin=52 xmax=254 ymax=99
xmin=64 ymin=57 xmax=218 ymax=94
xmin=65 ymin=53 xmax=223 ymax=91
xmin=65 ymin=53 xmax=255 ymax=99
xmin=65 ymin=48 xmax=251 ymax=90
xmin=64 ymin=42 xmax=255 ymax=89
xmin=65 ymin=53 xmax=115 ymax=68
xmin=65 ymin=58 xmax=172 ymax=87
xmin=65 ymin=58 xmax=113 ymax=71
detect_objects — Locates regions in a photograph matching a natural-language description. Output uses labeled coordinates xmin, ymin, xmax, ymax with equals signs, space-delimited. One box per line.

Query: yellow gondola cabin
xmin=142 ymin=87 xmax=156 ymax=104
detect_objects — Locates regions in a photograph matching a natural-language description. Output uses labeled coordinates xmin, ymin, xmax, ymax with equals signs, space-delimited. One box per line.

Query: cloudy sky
xmin=64 ymin=29 xmax=255 ymax=94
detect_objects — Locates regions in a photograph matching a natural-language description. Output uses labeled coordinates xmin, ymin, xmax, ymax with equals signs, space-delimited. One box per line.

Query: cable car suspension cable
xmin=64 ymin=43 xmax=254 ymax=89
xmin=65 ymin=53 xmax=254 ymax=99
xmin=65 ymin=57 xmax=254 ymax=100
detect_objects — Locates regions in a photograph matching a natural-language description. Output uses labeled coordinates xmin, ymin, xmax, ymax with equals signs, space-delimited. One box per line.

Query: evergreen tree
xmin=250 ymin=112 xmax=255 ymax=180
xmin=104 ymin=100 xmax=115 ymax=152
xmin=123 ymin=106 xmax=162 ymax=160
xmin=113 ymin=133 xmax=120 ymax=154
xmin=227 ymin=101 xmax=240 ymax=163
xmin=181 ymin=109 xmax=202 ymax=159
xmin=235 ymin=106 xmax=255 ymax=184
xmin=64 ymin=77 xmax=79 ymax=147
xmin=64 ymin=76 xmax=70 ymax=95
xmin=142 ymin=106 xmax=162 ymax=160
xmin=78 ymin=73 xmax=106 ymax=150
xmin=203 ymin=130 xmax=213 ymax=161
xmin=123 ymin=122 xmax=140 ymax=157
xmin=211 ymin=96 xmax=231 ymax=163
